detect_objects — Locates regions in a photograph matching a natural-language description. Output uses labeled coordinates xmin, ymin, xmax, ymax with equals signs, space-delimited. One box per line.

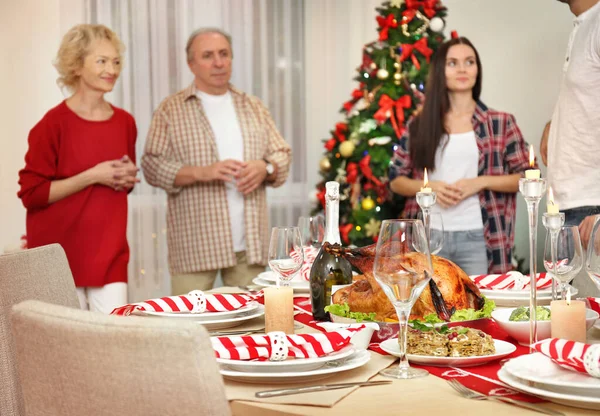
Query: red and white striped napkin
xmin=585 ymin=297 xmax=600 ymax=314
xmin=212 ymin=326 xmax=364 ymax=361
xmin=290 ymin=246 xmax=319 ymax=281
xmin=471 ymin=271 xmax=552 ymax=291
xmin=110 ymin=290 xmax=263 ymax=316
xmin=532 ymin=338 xmax=600 ymax=378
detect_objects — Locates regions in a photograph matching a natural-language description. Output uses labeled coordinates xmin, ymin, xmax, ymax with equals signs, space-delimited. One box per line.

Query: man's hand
xmin=236 ymin=160 xmax=268 ymax=195
xmin=453 ymin=177 xmax=485 ymax=201
xmin=201 ymin=159 xmax=247 ymax=183
xmin=429 ymin=180 xmax=462 ymax=208
xmin=579 ymin=214 xmax=599 ymax=249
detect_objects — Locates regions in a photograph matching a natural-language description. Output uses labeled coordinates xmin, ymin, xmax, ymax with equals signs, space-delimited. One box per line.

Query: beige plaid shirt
xmin=141 ymin=84 xmax=291 ymax=274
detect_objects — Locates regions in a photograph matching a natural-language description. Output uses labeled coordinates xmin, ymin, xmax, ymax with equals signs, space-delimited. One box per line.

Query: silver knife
xmin=255 ymin=380 xmax=392 ymax=398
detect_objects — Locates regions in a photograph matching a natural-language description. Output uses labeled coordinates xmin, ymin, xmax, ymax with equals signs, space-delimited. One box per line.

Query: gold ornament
xmin=339 ymin=141 xmax=356 ymax=158
xmin=390 ymin=0 xmax=405 ymax=7
xmin=393 ymin=72 xmax=402 ymax=81
xmin=361 ymin=197 xmax=376 ymax=211
xmin=319 ymin=157 xmax=331 ymax=171
xmin=376 ymin=68 xmax=389 ymax=80
xmin=364 ymin=218 xmax=382 ymax=237
xmin=401 ymin=10 xmax=430 ymax=37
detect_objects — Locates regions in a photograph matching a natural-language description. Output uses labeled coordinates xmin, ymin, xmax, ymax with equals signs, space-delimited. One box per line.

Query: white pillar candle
xmin=525 ymin=144 xmax=541 ymax=179
xmin=264 ymin=286 xmax=294 ymax=334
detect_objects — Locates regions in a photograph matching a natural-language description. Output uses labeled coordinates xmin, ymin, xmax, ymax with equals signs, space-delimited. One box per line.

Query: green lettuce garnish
xmin=509 ymin=306 xmax=551 ymax=322
xmin=324 ymin=303 xmax=377 ymax=323
xmin=417 ymin=297 xmax=496 ymax=324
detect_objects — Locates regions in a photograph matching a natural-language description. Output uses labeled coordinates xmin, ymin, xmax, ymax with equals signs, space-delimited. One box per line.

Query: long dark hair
xmin=408 ymin=37 xmax=482 ymax=172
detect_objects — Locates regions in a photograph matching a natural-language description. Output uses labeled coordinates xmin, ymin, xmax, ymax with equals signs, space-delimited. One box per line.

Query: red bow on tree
xmin=334 ymin=123 xmax=348 ymax=142
xmin=404 ymin=0 xmax=438 ymax=20
xmin=376 ymin=14 xmax=398 ymax=41
xmin=346 ymin=162 xmax=359 ymax=184
xmin=373 ymin=94 xmax=412 ymax=139
xmin=340 ymin=223 xmax=354 ymax=244
xmin=398 ymin=38 xmax=433 ymax=70
xmin=359 ymin=155 xmax=383 ymax=187
xmin=343 ymin=89 xmax=366 ymax=113
xmin=325 ymin=138 xmax=337 ymax=151
xmin=316 ymin=188 xmax=326 ymax=209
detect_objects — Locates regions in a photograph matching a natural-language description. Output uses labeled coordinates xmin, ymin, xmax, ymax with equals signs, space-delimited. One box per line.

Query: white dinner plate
xmin=219 ymin=350 xmax=371 ymax=384
xmin=380 ymin=338 xmax=516 ymax=367
xmin=217 ymin=345 xmax=356 ymax=373
xmin=258 ymin=271 xmax=310 ymax=287
xmin=137 ymin=302 xmax=259 ymax=320
xmin=498 ymin=367 xmax=600 ymax=410
xmin=252 ymin=276 xmax=310 ymax=293
xmin=482 ymin=287 xmax=578 ymax=308
xmin=595 ymin=320 xmax=600 ymax=331
xmin=502 ymin=353 xmax=600 ymax=394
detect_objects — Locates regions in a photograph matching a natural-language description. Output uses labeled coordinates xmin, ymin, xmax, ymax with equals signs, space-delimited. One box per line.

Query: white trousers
xmin=76 ymin=282 xmax=128 ymax=314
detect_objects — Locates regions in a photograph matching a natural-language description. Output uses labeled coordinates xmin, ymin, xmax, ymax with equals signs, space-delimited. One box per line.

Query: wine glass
xmin=297 ymin=215 xmax=325 ymax=248
xmin=543 ymin=226 xmax=583 ymax=299
xmin=417 ymin=212 xmax=444 ymax=255
xmin=373 ymin=219 xmax=433 ymax=379
xmin=585 ymin=217 xmax=600 ymax=292
xmin=268 ymin=226 xmax=303 ymax=287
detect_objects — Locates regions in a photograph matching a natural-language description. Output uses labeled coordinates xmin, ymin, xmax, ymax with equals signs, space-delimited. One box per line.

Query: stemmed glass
xmin=417 ymin=212 xmax=444 ymax=255
xmin=373 ymin=219 xmax=433 ymax=379
xmin=297 ymin=215 xmax=325 ymax=249
xmin=268 ymin=226 xmax=303 ymax=287
xmin=543 ymin=226 xmax=583 ymax=299
xmin=585 ymin=217 xmax=600 ymax=292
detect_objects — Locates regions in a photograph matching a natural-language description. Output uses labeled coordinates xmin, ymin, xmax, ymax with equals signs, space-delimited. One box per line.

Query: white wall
xmin=305 ymin=0 xmax=573 ymax=268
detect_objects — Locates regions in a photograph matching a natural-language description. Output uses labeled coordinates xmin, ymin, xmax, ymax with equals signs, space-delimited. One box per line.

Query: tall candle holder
xmin=519 ymin=177 xmax=547 ymax=348
xmin=542 ymin=212 xmax=565 ymax=301
xmin=416 ymin=191 xmax=437 ymax=250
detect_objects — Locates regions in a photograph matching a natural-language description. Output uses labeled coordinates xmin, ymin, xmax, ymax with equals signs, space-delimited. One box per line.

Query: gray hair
xmin=185 ymin=27 xmax=232 ymax=62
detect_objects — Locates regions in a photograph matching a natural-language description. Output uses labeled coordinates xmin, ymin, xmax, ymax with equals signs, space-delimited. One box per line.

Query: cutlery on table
xmin=255 ymin=380 xmax=391 ymax=398
xmin=446 ymin=379 xmax=565 ymax=416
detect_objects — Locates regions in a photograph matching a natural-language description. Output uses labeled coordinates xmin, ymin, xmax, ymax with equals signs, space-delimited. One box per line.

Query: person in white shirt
xmin=542 ymin=0 xmax=600 ymax=247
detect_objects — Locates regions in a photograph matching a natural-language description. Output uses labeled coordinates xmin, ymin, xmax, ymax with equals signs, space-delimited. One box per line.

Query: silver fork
xmin=446 ymin=379 xmax=565 ymax=416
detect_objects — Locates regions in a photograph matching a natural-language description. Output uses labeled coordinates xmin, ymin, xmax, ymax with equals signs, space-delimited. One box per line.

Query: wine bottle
xmin=310 ymin=181 xmax=353 ymax=321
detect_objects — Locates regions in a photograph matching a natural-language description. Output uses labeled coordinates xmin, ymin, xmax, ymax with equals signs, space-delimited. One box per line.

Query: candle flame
xmin=529 ymin=144 xmax=535 ymax=168
xmin=423 ymin=168 xmax=429 ymax=188
xmin=566 ymin=286 xmax=571 ymax=305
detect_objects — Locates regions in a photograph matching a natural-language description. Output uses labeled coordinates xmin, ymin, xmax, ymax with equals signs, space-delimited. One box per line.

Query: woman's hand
xmin=429 ymin=181 xmax=462 ymax=208
xmin=91 ymin=157 xmax=139 ymax=191
xmin=453 ymin=177 xmax=485 ymax=200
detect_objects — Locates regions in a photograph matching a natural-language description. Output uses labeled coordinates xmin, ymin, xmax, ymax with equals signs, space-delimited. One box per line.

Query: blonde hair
xmin=54 ymin=24 xmax=125 ymax=91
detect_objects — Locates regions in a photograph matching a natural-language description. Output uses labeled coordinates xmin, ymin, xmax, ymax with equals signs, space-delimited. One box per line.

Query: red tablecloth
xmin=291 ymin=297 xmax=541 ymax=403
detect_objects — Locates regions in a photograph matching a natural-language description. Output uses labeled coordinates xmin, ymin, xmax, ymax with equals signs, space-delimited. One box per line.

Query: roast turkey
xmin=327 ymin=242 xmax=485 ymax=321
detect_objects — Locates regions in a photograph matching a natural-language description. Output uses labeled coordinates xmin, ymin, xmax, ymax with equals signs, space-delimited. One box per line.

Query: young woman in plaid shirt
xmin=389 ymin=37 xmax=532 ymax=275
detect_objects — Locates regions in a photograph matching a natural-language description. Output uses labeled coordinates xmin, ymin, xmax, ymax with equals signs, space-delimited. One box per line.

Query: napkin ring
xmin=583 ymin=344 xmax=600 ymax=378
xmin=187 ymin=290 xmax=207 ymax=313
xmin=268 ymin=332 xmax=289 ymax=361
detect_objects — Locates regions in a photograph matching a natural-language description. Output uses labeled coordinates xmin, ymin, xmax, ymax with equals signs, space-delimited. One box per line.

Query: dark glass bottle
xmin=310 ymin=181 xmax=353 ymax=321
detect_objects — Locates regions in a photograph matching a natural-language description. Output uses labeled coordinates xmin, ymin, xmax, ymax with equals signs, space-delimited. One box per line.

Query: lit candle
xmin=547 ymin=187 xmax=559 ymax=214
xmin=525 ymin=144 xmax=541 ymax=179
xmin=550 ymin=288 xmax=586 ymax=342
xmin=264 ymin=286 xmax=294 ymax=334
xmin=420 ymin=168 xmax=432 ymax=193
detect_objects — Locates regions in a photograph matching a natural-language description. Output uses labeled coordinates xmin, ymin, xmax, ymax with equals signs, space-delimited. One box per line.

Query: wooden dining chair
xmin=11 ymin=300 xmax=231 ymax=416
xmin=0 ymin=244 xmax=80 ymax=416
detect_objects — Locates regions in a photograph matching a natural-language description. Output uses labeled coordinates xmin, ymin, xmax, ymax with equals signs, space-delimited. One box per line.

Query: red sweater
xmin=18 ymin=101 xmax=137 ymax=287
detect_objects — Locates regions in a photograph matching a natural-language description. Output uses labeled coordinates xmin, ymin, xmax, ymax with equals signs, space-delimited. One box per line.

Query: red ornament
xmin=373 ymin=235 xmax=379 ymax=243
xmin=405 ymin=0 xmax=439 ymax=19
xmin=316 ymin=188 xmax=326 ymax=209
xmin=376 ymin=14 xmax=398 ymax=41
xmin=325 ymin=138 xmax=337 ymax=152
xmin=451 ymin=30 xmax=459 ymax=39
xmin=334 ymin=123 xmax=348 ymax=142
xmin=346 ymin=162 xmax=359 ymax=184
xmin=340 ymin=223 xmax=354 ymax=244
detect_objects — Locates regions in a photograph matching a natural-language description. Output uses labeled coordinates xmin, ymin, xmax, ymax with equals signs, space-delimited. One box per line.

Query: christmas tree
xmin=311 ymin=0 xmax=448 ymax=247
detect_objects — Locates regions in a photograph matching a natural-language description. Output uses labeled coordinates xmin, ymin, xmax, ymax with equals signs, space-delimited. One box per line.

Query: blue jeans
xmin=436 ymin=229 xmax=488 ymax=276
xmin=563 ymin=205 xmax=600 ymax=227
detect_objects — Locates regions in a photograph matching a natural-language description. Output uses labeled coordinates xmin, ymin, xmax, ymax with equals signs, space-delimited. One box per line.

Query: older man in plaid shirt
xmin=142 ymin=28 xmax=291 ymax=294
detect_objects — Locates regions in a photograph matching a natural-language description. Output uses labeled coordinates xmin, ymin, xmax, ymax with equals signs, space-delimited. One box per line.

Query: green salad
xmin=509 ymin=306 xmax=551 ymax=322
xmin=415 ymin=297 xmax=496 ymax=325
xmin=325 ymin=297 xmax=496 ymax=324
xmin=324 ymin=303 xmax=377 ymax=323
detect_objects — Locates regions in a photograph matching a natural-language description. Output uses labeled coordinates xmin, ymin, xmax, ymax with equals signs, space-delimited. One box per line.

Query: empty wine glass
xmin=373 ymin=219 xmax=433 ymax=379
xmin=268 ymin=226 xmax=303 ymax=287
xmin=417 ymin=212 xmax=444 ymax=255
xmin=585 ymin=217 xmax=600 ymax=292
xmin=544 ymin=226 xmax=583 ymax=299
xmin=297 ymin=215 xmax=325 ymax=248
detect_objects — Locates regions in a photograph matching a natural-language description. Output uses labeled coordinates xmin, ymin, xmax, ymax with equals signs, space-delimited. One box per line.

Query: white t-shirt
xmin=548 ymin=1 xmax=600 ymax=210
xmin=196 ymin=90 xmax=246 ymax=252
xmin=428 ymin=131 xmax=484 ymax=231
